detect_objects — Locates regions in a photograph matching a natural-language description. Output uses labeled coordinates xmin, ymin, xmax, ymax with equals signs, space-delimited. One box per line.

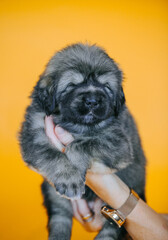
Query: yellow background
xmin=0 ymin=1 xmax=168 ymax=239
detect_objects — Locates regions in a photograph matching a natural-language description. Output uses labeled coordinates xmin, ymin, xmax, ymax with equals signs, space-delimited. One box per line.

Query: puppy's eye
xmin=105 ymin=83 xmax=112 ymax=91
xmin=66 ymin=83 xmax=75 ymax=91
xmin=60 ymin=83 xmax=75 ymax=98
xmin=105 ymin=83 xmax=113 ymax=96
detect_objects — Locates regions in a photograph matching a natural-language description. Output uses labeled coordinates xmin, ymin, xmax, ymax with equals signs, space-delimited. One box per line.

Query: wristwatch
xmin=101 ymin=189 xmax=140 ymax=228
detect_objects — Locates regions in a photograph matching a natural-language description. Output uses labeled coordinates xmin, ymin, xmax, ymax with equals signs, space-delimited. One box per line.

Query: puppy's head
xmin=33 ymin=43 xmax=125 ymax=127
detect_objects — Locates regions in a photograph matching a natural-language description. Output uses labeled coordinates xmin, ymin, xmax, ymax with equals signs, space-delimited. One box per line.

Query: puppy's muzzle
xmin=85 ymin=97 xmax=100 ymax=110
xmin=82 ymin=92 xmax=105 ymax=111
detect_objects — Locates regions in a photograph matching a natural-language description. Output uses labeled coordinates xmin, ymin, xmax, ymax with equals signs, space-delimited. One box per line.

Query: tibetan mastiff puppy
xmin=19 ymin=43 xmax=146 ymax=240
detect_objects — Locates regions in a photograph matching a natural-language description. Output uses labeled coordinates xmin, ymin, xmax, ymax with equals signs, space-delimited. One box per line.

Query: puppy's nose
xmin=85 ymin=97 xmax=99 ymax=109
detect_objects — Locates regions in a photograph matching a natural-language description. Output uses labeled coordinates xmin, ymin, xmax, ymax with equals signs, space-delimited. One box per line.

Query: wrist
xmin=86 ymin=172 xmax=130 ymax=209
xmin=104 ymin=174 xmax=130 ymax=209
xmin=101 ymin=189 xmax=140 ymax=228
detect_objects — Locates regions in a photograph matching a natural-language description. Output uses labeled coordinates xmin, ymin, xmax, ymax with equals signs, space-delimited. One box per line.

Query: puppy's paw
xmin=54 ymin=169 xmax=85 ymax=199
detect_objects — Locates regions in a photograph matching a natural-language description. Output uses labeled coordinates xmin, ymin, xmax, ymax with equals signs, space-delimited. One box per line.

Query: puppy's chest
xmin=71 ymin=134 xmax=118 ymax=174
xmin=70 ymin=127 xmax=131 ymax=174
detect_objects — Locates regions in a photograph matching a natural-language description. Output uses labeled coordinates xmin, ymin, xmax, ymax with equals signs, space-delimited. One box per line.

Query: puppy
xmin=19 ymin=43 xmax=146 ymax=240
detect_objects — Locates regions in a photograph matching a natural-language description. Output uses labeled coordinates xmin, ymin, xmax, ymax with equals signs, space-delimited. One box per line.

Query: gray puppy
xmin=19 ymin=43 xmax=146 ymax=240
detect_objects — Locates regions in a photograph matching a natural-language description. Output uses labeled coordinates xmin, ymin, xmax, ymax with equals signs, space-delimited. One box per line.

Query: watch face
xmin=101 ymin=206 xmax=125 ymax=228
xmin=101 ymin=210 xmax=115 ymax=224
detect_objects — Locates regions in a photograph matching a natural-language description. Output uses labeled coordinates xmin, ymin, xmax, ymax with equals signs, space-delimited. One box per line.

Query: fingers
xmin=71 ymin=198 xmax=103 ymax=232
xmin=71 ymin=200 xmax=87 ymax=225
xmin=71 ymin=199 xmax=95 ymax=232
xmin=55 ymin=126 xmax=74 ymax=145
xmin=45 ymin=116 xmax=74 ymax=151
xmin=87 ymin=198 xmax=104 ymax=232
xmin=76 ymin=199 xmax=92 ymax=221
xmin=45 ymin=116 xmax=64 ymax=151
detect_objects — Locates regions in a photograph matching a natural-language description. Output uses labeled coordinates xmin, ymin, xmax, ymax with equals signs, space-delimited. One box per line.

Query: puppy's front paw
xmin=54 ymin=168 xmax=85 ymax=199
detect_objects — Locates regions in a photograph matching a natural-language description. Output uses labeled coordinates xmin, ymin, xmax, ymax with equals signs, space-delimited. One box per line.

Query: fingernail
xmin=55 ymin=126 xmax=65 ymax=135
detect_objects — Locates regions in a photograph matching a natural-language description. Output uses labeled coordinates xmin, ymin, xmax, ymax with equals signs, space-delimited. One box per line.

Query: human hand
xmin=45 ymin=115 xmax=103 ymax=232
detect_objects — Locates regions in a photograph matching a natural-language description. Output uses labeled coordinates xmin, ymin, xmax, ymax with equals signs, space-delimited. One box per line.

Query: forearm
xmin=86 ymin=172 xmax=130 ymax=209
xmin=126 ymin=199 xmax=168 ymax=240
xmin=86 ymin=172 xmax=168 ymax=240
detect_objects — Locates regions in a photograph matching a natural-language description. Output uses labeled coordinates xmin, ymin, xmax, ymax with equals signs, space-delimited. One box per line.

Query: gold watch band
xmin=101 ymin=189 xmax=140 ymax=227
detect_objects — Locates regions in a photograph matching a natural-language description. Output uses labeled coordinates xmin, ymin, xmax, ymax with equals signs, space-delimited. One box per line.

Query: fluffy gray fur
xmin=19 ymin=43 xmax=146 ymax=240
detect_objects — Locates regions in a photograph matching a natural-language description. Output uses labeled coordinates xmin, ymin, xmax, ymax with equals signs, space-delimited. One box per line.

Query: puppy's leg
xmin=19 ymin=109 xmax=86 ymax=198
xmin=41 ymin=180 xmax=73 ymax=240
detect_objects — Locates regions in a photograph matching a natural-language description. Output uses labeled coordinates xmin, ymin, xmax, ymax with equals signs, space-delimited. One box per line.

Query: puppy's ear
xmin=114 ymin=86 xmax=125 ymax=116
xmin=32 ymin=75 xmax=57 ymax=116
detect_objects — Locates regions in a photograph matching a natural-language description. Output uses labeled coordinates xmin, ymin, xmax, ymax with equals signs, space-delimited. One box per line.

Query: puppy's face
xmin=57 ymin=71 xmax=118 ymax=125
xmin=35 ymin=44 xmax=125 ymax=127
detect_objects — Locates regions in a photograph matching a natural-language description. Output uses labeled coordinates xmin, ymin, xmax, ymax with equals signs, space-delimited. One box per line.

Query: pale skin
xmin=45 ymin=116 xmax=168 ymax=240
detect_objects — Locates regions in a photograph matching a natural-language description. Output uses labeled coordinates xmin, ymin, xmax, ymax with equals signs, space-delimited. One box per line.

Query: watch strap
xmin=101 ymin=189 xmax=140 ymax=227
xmin=117 ymin=189 xmax=140 ymax=219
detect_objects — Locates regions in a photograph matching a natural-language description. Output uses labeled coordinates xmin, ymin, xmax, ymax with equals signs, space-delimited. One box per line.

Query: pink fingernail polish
xmin=56 ymin=126 xmax=65 ymax=135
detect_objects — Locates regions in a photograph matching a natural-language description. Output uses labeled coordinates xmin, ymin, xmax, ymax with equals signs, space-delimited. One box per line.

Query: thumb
xmin=55 ymin=126 xmax=74 ymax=146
